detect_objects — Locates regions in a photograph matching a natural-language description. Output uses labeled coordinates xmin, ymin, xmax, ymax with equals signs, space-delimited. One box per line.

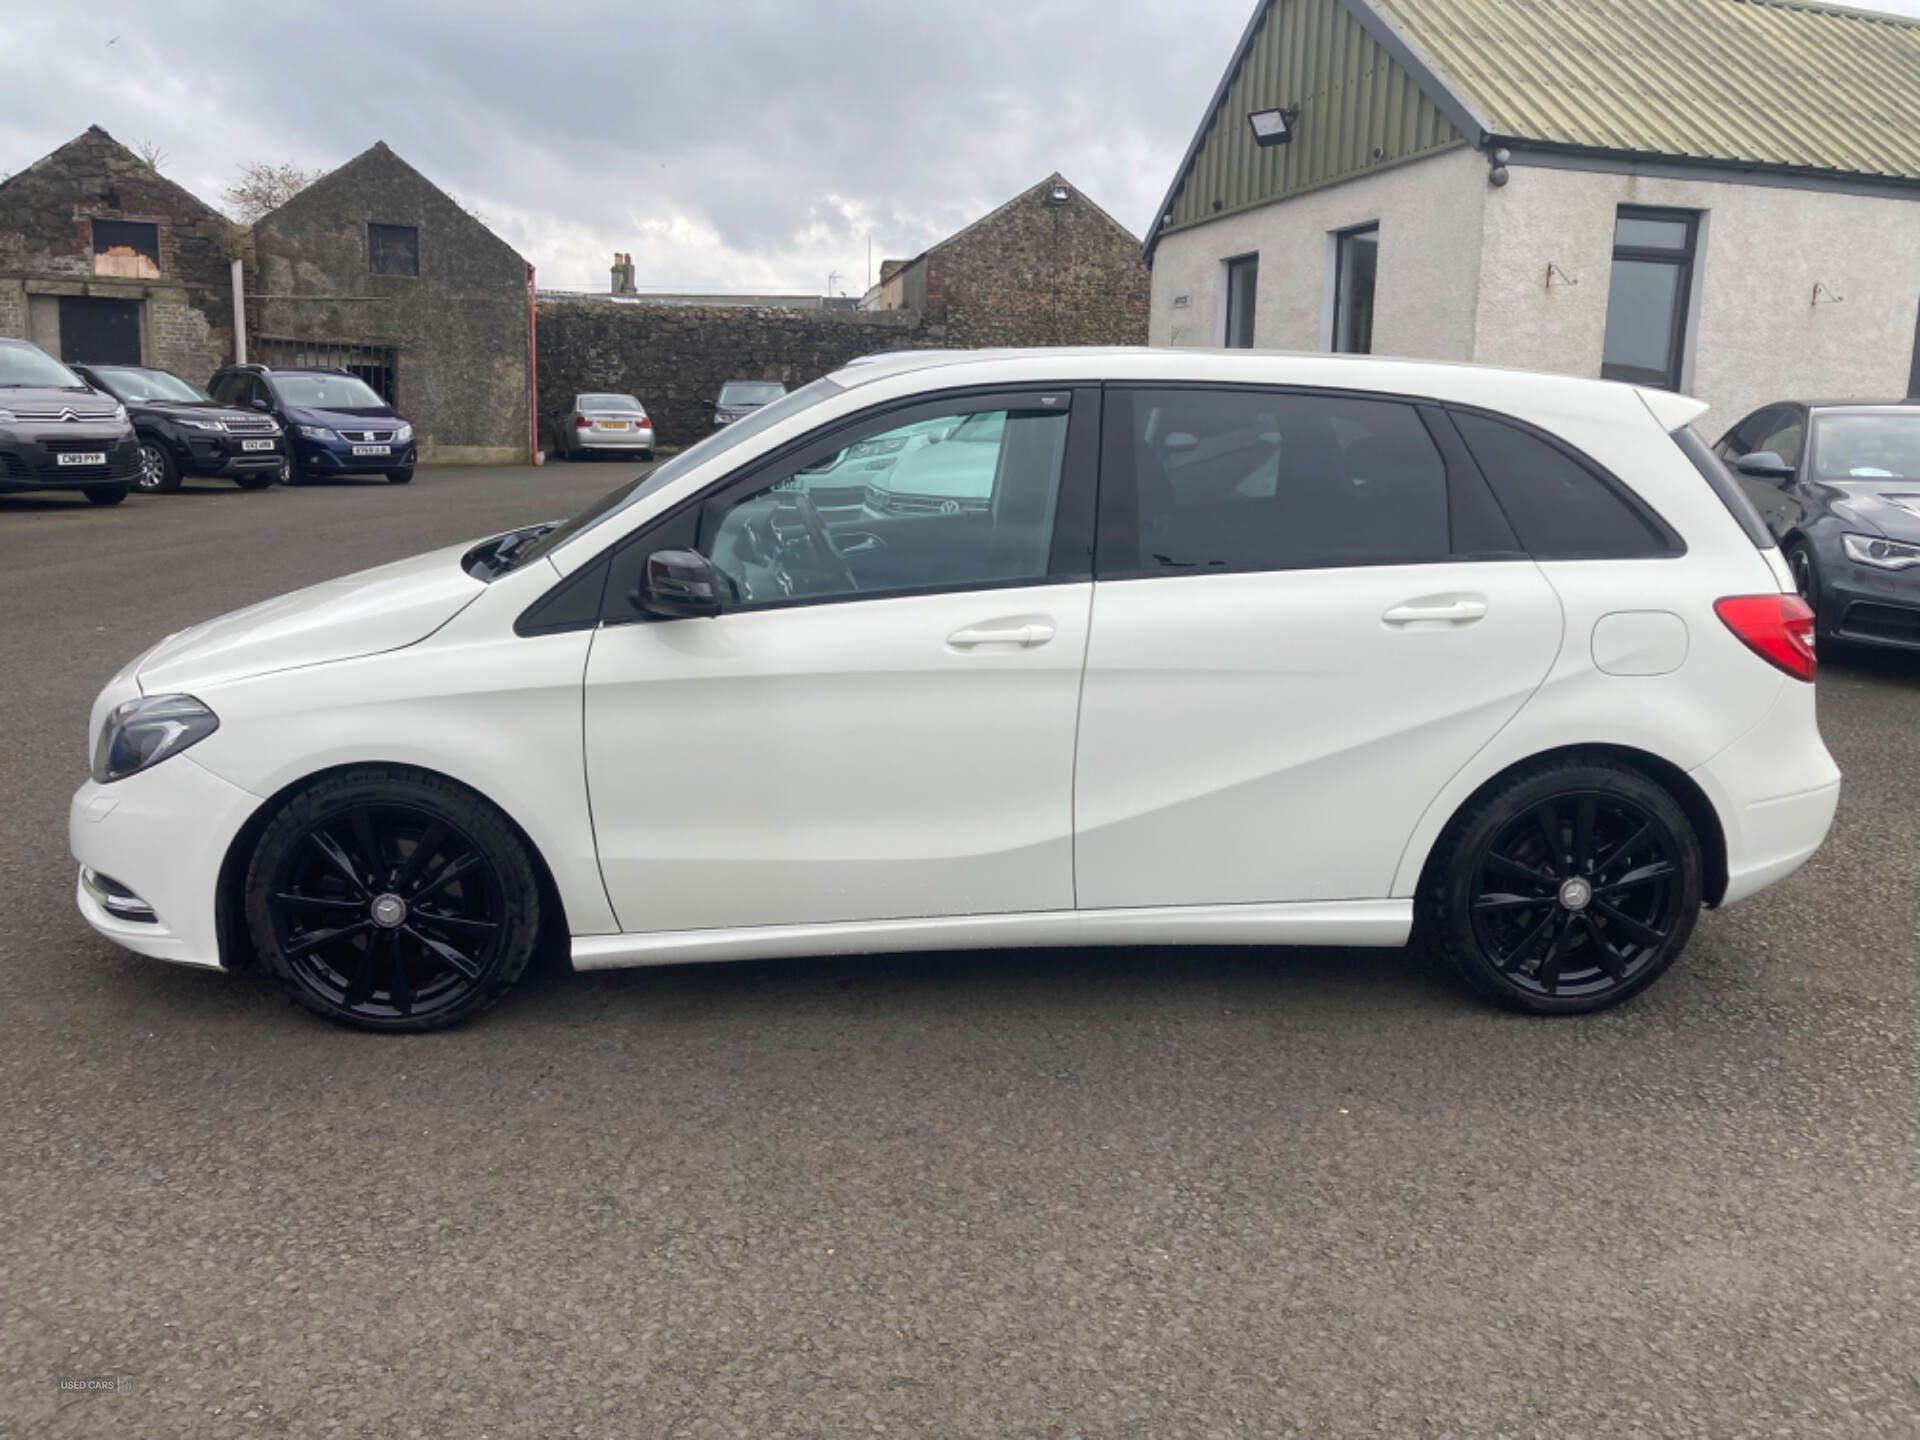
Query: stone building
xmin=1146 ymin=0 xmax=1920 ymax=431
xmin=249 ymin=142 xmax=532 ymax=464
xmin=0 ymin=126 xmax=238 ymax=377
xmin=861 ymin=174 xmax=1151 ymax=347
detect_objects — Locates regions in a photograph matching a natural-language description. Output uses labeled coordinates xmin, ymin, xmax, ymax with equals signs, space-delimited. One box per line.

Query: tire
xmin=386 ymin=468 xmax=414 ymax=485
xmin=245 ymin=766 xmax=544 ymax=1032
xmin=1786 ymin=540 xmax=1829 ymax=642
xmin=282 ymin=458 xmax=304 ymax=486
xmin=1423 ymin=758 xmax=1703 ymax=1015
xmin=135 ymin=437 xmax=182 ymax=494
xmin=84 ymin=483 xmax=130 ymax=506
xmin=233 ymin=470 xmax=276 ymax=491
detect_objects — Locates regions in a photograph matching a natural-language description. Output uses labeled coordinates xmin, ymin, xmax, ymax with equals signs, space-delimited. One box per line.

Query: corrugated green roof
xmin=1368 ymin=0 xmax=1920 ymax=179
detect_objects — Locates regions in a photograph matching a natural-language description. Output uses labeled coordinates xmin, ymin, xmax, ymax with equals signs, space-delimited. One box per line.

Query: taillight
xmin=637 ymin=417 xmax=652 ymax=429
xmin=575 ymin=416 xmax=592 ymax=428
xmin=1715 ymin=595 xmax=1817 ymax=682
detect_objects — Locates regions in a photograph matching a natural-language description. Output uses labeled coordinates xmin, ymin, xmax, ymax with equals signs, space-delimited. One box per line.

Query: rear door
xmin=1072 ymin=386 xmax=1564 ymax=908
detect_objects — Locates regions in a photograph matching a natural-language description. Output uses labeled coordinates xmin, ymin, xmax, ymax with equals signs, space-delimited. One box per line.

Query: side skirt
xmin=570 ymin=900 xmax=1413 ymax=971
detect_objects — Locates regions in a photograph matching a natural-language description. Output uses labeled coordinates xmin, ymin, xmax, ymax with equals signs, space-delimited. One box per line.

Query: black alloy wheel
xmin=247 ymin=768 xmax=542 ymax=1031
xmin=1786 ymin=541 xmax=1827 ymax=639
xmin=137 ymin=438 xmax=182 ymax=493
xmin=1426 ymin=761 xmax=1702 ymax=1014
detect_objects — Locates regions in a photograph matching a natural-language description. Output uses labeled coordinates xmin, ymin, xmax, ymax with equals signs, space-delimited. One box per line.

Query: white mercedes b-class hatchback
xmin=73 ymin=349 xmax=1840 ymax=1031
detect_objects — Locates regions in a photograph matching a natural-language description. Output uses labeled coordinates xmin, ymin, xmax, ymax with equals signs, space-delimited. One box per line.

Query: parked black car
xmin=1717 ymin=399 xmax=1920 ymax=650
xmin=0 ymin=338 xmax=139 ymax=505
xmin=71 ymin=363 xmax=286 ymax=493
xmin=703 ymin=379 xmax=787 ymax=430
xmin=207 ymin=364 xmax=416 ymax=484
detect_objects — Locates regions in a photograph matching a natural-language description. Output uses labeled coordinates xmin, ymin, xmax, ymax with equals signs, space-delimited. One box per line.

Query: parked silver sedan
xmin=550 ymin=392 xmax=655 ymax=461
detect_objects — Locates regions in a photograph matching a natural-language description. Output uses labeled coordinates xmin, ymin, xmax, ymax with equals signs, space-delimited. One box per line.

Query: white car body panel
xmin=68 ymin=347 xmax=1840 ymax=989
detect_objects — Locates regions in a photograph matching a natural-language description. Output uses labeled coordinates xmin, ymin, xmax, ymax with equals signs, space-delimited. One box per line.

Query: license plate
xmin=240 ymin=439 xmax=274 ymax=452
xmin=57 ymin=451 xmax=106 ymax=467
xmin=351 ymin=444 xmax=391 ymax=457
xmin=595 ymin=420 xmax=630 ymax=431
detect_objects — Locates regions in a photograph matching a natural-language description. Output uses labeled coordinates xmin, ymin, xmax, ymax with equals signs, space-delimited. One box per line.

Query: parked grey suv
xmin=0 ymin=338 xmax=140 ymax=505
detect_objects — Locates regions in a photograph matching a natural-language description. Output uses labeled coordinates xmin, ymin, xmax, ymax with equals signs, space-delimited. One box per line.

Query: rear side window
xmin=1671 ymin=426 xmax=1775 ymax=548
xmin=1452 ymin=411 xmax=1678 ymax=559
xmin=1113 ymin=388 xmax=1451 ymax=573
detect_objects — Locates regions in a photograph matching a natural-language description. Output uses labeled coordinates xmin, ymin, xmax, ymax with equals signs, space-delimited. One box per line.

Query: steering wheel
xmin=774 ymin=490 xmax=858 ymax=595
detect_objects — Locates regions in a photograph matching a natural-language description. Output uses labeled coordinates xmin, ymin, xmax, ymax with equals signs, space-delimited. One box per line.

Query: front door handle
xmin=1382 ymin=596 xmax=1489 ymax=627
xmin=947 ymin=618 xmax=1056 ymax=650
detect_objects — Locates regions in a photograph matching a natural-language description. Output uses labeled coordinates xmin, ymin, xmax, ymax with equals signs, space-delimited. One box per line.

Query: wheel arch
xmin=213 ymin=760 xmax=574 ymax=971
xmin=1408 ymin=743 xmax=1729 ymax=909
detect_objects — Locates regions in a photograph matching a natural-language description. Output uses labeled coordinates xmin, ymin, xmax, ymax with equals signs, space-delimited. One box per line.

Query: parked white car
xmin=72 ymin=348 xmax=1839 ymax=1031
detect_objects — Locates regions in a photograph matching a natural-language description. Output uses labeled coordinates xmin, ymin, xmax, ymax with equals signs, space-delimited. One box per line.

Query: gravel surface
xmin=2 ymin=467 xmax=1916 ymax=1438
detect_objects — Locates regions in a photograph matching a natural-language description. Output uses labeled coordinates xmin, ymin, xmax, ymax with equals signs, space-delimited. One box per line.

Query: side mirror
xmin=250 ymin=398 xmax=270 ymax=412
xmin=635 ymin=549 xmax=722 ymax=619
xmin=1734 ymin=450 xmax=1794 ymax=479
xmin=701 ymin=399 xmax=716 ymax=410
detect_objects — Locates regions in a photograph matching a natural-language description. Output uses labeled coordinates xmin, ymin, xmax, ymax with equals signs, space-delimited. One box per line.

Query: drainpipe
xmin=230 ymin=258 xmax=247 ymax=365
xmin=529 ymin=263 xmax=541 ymax=466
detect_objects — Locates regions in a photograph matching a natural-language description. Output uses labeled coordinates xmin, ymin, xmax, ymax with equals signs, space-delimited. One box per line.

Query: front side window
xmin=1222 ymin=255 xmax=1258 ymax=349
xmin=705 ymin=405 xmax=1070 ymax=609
xmin=368 ymin=223 xmax=419 ymax=277
xmin=1113 ymin=388 xmax=1450 ymax=574
xmin=1601 ymin=207 xmax=1697 ymax=391
xmin=1718 ymin=407 xmax=1781 ymax=460
xmin=1332 ymin=225 xmax=1378 ymax=354
xmin=1812 ymin=412 xmax=1920 ymax=480
xmin=1753 ymin=409 xmax=1807 ymax=469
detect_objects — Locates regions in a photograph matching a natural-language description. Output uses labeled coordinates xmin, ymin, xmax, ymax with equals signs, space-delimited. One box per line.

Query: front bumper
xmin=1819 ymin=561 xmax=1920 ymax=649
xmin=294 ymin=438 xmax=417 ymax=475
xmin=0 ymin=428 xmax=141 ymax=491
xmin=70 ymin=755 xmax=264 ymax=969
xmin=179 ymin=431 xmax=285 ymax=478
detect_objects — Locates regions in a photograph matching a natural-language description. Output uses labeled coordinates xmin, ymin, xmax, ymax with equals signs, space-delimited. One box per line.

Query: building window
xmin=1601 ymin=207 xmax=1697 ymax=391
xmin=368 ymin=223 xmax=419 ymax=277
xmin=91 ymin=220 xmax=159 ymax=279
xmin=1332 ymin=224 xmax=1378 ymax=355
xmin=1222 ymin=254 xmax=1258 ymax=348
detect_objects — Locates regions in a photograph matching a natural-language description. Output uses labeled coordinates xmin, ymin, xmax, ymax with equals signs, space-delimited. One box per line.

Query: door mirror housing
xmin=636 ymin=549 xmax=722 ymax=619
xmin=1734 ymin=450 xmax=1794 ymax=479
xmin=701 ymin=399 xmax=716 ymax=410
xmin=250 ymin=398 xmax=270 ymax=412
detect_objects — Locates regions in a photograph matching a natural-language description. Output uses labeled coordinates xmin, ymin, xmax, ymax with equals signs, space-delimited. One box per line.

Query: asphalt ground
xmin=2 ymin=465 xmax=1916 ymax=1439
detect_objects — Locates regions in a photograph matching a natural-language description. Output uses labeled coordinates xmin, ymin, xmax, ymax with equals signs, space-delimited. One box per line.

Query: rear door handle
xmin=947 ymin=619 xmax=1056 ymax=650
xmin=1382 ymin=597 xmax=1488 ymax=627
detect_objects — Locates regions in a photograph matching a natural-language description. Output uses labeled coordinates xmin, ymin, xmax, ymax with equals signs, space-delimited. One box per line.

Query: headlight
xmin=1841 ymin=534 xmax=1920 ymax=571
xmin=91 ymin=695 xmax=220 ymax=784
xmin=0 ymin=408 xmax=14 ymax=422
xmin=181 ymin=418 xmax=227 ymax=432
xmin=297 ymin=424 xmax=337 ymax=441
xmin=111 ymin=403 xmax=128 ymax=424
xmin=394 ymin=422 xmax=413 ymax=443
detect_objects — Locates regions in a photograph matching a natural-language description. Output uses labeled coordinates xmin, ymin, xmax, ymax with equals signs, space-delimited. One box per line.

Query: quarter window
xmin=1332 ymin=224 xmax=1378 ymax=355
xmin=1452 ymin=411 xmax=1676 ymax=559
xmin=703 ymin=405 xmax=1070 ymax=610
xmin=369 ymin=223 xmax=419 ymax=277
xmin=1223 ymin=255 xmax=1258 ymax=349
xmin=1112 ymin=388 xmax=1450 ymax=574
xmin=1601 ymin=207 xmax=1697 ymax=391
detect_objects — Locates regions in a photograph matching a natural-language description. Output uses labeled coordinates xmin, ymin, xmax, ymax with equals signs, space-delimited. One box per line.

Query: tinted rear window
xmin=1452 ymin=411 xmax=1678 ymax=559
xmin=1671 ymin=425 xmax=1775 ymax=548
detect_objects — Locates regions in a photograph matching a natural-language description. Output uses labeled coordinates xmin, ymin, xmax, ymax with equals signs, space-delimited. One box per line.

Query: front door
xmin=1073 ymin=385 xmax=1564 ymax=909
xmin=584 ymin=388 xmax=1098 ymax=934
xmin=58 ymin=296 xmax=141 ymax=365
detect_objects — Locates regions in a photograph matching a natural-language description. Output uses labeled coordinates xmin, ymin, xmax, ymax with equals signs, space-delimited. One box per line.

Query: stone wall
xmin=0 ymin=125 xmax=237 ymax=378
xmin=250 ymin=142 xmax=532 ymax=463
xmin=535 ymin=299 xmax=927 ymax=450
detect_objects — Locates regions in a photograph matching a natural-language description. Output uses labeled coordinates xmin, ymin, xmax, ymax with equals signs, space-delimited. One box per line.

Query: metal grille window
xmin=1332 ymin=224 xmax=1378 ymax=355
xmin=368 ymin=223 xmax=419 ymax=277
xmin=1601 ymin=208 xmax=1697 ymax=392
xmin=255 ymin=339 xmax=398 ymax=405
xmin=1222 ymin=255 xmax=1258 ymax=349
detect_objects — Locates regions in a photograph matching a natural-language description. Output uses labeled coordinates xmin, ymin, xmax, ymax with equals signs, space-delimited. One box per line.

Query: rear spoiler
xmin=1636 ymin=387 xmax=1711 ymax=432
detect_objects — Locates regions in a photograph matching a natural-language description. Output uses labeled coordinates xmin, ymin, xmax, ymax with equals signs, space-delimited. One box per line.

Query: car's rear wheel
xmin=1424 ymin=759 xmax=1702 ymax=1014
xmin=136 ymin=439 xmax=182 ymax=493
xmin=84 ymin=483 xmax=130 ymax=506
xmin=246 ymin=767 xmax=543 ymax=1032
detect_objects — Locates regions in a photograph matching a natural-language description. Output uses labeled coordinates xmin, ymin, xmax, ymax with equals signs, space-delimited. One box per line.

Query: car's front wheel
xmin=1786 ymin=540 xmax=1828 ymax=641
xmin=386 ymin=468 xmax=414 ymax=485
xmin=246 ymin=767 xmax=543 ymax=1032
xmin=136 ymin=439 xmax=182 ymax=493
xmin=1424 ymin=759 xmax=1703 ymax=1014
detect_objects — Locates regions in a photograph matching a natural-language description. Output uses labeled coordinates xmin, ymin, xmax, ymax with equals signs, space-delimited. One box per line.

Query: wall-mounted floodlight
xmin=1247 ymin=107 xmax=1299 ymax=146
xmin=1047 ymin=183 xmax=1072 ymax=204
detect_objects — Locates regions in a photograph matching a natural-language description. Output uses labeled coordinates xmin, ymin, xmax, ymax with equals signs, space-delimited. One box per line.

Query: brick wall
xmin=535 ymin=299 xmax=927 ymax=450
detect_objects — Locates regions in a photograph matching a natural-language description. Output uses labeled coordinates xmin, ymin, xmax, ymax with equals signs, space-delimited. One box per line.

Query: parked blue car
xmin=207 ymin=364 xmax=417 ymax=484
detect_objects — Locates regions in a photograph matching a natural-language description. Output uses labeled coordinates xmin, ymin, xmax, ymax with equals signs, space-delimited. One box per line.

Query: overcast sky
xmin=5 ymin=0 xmax=1919 ymax=297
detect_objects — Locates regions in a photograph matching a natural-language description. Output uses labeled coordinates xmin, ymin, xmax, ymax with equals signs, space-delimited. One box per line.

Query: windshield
xmin=580 ymin=393 xmax=644 ymax=413
xmin=719 ymin=381 xmax=786 ymax=407
xmin=0 ymin=344 xmax=85 ymax=389
xmin=90 ymin=367 xmax=212 ymax=404
xmin=1812 ymin=412 xmax=1920 ymax=481
xmin=273 ymin=374 xmax=387 ymax=409
xmin=507 ymin=375 xmax=846 ymax=573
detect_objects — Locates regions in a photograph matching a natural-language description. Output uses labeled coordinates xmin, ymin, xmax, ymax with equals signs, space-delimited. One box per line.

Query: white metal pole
xmin=230 ymin=258 xmax=247 ymax=365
